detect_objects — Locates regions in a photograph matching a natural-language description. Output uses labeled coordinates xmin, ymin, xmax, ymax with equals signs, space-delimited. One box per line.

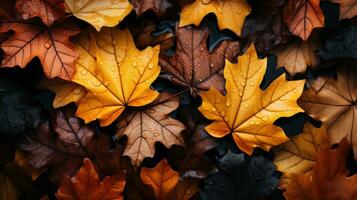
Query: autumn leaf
xmin=198 ymin=45 xmax=305 ymax=155
xmin=273 ymin=36 xmax=320 ymax=75
xmin=0 ymin=21 xmax=79 ymax=80
xmin=179 ymin=0 xmax=251 ymax=36
xmin=283 ymin=0 xmax=324 ymax=41
xmin=15 ymin=0 xmax=66 ymax=26
xmin=64 ymin=0 xmax=133 ymax=31
xmin=140 ymin=159 xmax=198 ymax=200
xmin=115 ymin=92 xmax=185 ymax=166
xmin=40 ymin=78 xmax=87 ymax=108
xmin=284 ymin=138 xmax=357 ymax=200
xmin=273 ymin=123 xmax=326 ymax=189
xmin=56 ymin=158 xmax=126 ymax=200
xmin=330 ymin=0 xmax=357 ymax=20
xmin=72 ymin=28 xmax=160 ymax=126
xmin=298 ymin=66 xmax=357 ymax=158
xmin=159 ymin=24 xmax=239 ymax=94
xmin=130 ymin=0 xmax=172 ymax=17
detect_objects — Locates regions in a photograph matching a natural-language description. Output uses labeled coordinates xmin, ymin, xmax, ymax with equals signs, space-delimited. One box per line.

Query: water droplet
xmin=44 ymin=42 xmax=51 ymax=49
xmin=211 ymin=107 xmax=216 ymax=112
xmin=220 ymin=111 xmax=225 ymax=116
xmin=250 ymin=122 xmax=255 ymax=125
xmin=239 ymin=92 xmax=243 ymax=96
xmin=91 ymin=80 xmax=102 ymax=87
xmin=200 ymin=47 xmax=205 ymax=51
xmin=80 ymin=70 xmax=88 ymax=75
xmin=149 ymin=108 xmax=155 ymax=114
xmin=280 ymin=96 xmax=287 ymax=101
xmin=250 ymin=82 xmax=255 ymax=86
xmin=132 ymin=61 xmax=137 ymax=67
xmin=262 ymin=116 xmax=268 ymax=121
xmin=225 ymin=99 xmax=230 ymax=106
xmin=244 ymin=103 xmax=248 ymax=107
xmin=197 ymin=63 xmax=201 ymax=67
xmin=148 ymin=63 xmax=154 ymax=69
xmin=292 ymin=89 xmax=299 ymax=93
xmin=241 ymin=82 xmax=245 ymax=86
xmin=153 ymin=132 xmax=160 ymax=137
xmin=198 ymin=78 xmax=202 ymax=82
xmin=73 ymin=87 xmax=81 ymax=95
xmin=210 ymin=63 xmax=214 ymax=68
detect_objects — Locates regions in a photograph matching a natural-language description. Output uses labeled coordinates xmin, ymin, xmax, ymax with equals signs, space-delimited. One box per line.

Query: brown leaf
xmin=56 ymin=158 xmax=126 ymax=200
xmin=15 ymin=0 xmax=66 ymax=26
xmin=0 ymin=21 xmax=79 ymax=80
xmin=130 ymin=0 xmax=172 ymax=17
xmin=115 ymin=92 xmax=185 ymax=166
xmin=284 ymin=138 xmax=357 ymax=200
xmin=330 ymin=0 xmax=357 ymax=20
xmin=159 ymin=25 xmax=239 ymax=94
xmin=284 ymin=0 xmax=324 ymax=41
xmin=140 ymin=159 xmax=198 ymax=200
xmin=273 ymin=35 xmax=320 ymax=75
xmin=298 ymin=66 xmax=357 ymax=159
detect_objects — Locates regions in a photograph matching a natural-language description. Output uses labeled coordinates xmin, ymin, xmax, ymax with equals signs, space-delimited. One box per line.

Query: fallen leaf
xmin=130 ymin=0 xmax=172 ymax=17
xmin=40 ymin=78 xmax=87 ymax=108
xmin=330 ymin=0 xmax=357 ymax=20
xmin=140 ymin=159 xmax=197 ymax=200
xmin=0 ymin=21 xmax=79 ymax=80
xmin=64 ymin=0 xmax=133 ymax=31
xmin=159 ymin=25 xmax=240 ymax=94
xmin=200 ymin=150 xmax=279 ymax=200
xmin=73 ymin=28 xmax=160 ymax=126
xmin=273 ymin=123 xmax=326 ymax=189
xmin=283 ymin=0 xmax=324 ymax=40
xmin=15 ymin=0 xmax=66 ymax=26
xmin=273 ymin=36 xmax=320 ymax=75
xmin=115 ymin=92 xmax=185 ymax=166
xmin=179 ymin=0 xmax=251 ymax=36
xmin=198 ymin=45 xmax=305 ymax=155
xmin=284 ymin=138 xmax=357 ymax=200
xmin=56 ymin=158 xmax=126 ymax=200
xmin=298 ymin=66 xmax=357 ymax=159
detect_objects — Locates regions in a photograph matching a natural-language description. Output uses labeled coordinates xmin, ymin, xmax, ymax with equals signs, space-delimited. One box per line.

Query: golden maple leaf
xmin=179 ymin=0 xmax=251 ymax=36
xmin=64 ymin=0 xmax=133 ymax=31
xmin=198 ymin=45 xmax=305 ymax=155
xmin=72 ymin=28 xmax=160 ymax=126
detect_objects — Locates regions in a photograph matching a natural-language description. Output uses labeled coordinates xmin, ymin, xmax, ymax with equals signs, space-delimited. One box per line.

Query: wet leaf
xmin=179 ymin=0 xmax=251 ymax=36
xmin=198 ymin=45 xmax=305 ymax=155
xmin=130 ymin=0 xmax=172 ymax=17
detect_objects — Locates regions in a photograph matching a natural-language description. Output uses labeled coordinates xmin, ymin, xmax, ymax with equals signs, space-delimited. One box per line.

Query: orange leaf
xmin=284 ymin=0 xmax=324 ymax=40
xmin=56 ymin=158 xmax=125 ymax=200
xmin=0 ymin=21 xmax=79 ymax=80
xmin=15 ymin=0 xmax=66 ymax=26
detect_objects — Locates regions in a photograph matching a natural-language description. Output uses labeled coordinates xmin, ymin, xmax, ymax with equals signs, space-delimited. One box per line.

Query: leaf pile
xmin=1 ymin=0 xmax=357 ymax=199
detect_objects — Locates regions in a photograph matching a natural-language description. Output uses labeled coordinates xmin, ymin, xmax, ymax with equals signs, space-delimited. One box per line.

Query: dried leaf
xmin=64 ymin=0 xmax=133 ymax=31
xmin=179 ymin=0 xmax=251 ymax=36
xmin=198 ymin=45 xmax=305 ymax=155
xmin=284 ymin=0 xmax=324 ymax=40
xmin=115 ymin=92 xmax=185 ymax=166
xmin=330 ymin=0 xmax=357 ymax=20
xmin=56 ymin=158 xmax=126 ymax=200
xmin=284 ymin=139 xmax=357 ymax=200
xmin=273 ymin=36 xmax=320 ymax=75
xmin=15 ymin=0 xmax=66 ymax=26
xmin=298 ymin=66 xmax=357 ymax=159
xmin=72 ymin=28 xmax=160 ymax=126
xmin=40 ymin=78 xmax=87 ymax=108
xmin=0 ymin=21 xmax=79 ymax=80
xmin=159 ymin=25 xmax=239 ymax=94
xmin=130 ymin=0 xmax=172 ymax=17
xmin=273 ymin=123 xmax=326 ymax=189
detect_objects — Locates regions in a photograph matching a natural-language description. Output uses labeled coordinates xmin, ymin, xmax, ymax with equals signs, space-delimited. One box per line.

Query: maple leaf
xmin=140 ymin=159 xmax=198 ymax=200
xmin=273 ymin=36 xmax=320 ymax=76
xmin=284 ymin=138 xmax=357 ymax=200
xmin=130 ymin=0 xmax=172 ymax=17
xmin=0 ymin=21 xmax=79 ymax=80
xmin=273 ymin=123 xmax=326 ymax=189
xmin=15 ymin=0 xmax=66 ymax=26
xmin=40 ymin=78 xmax=87 ymax=108
xmin=159 ymin=25 xmax=239 ymax=94
xmin=72 ymin=28 xmax=160 ymax=126
xmin=298 ymin=66 xmax=357 ymax=158
xmin=283 ymin=0 xmax=324 ymax=41
xmin=56 ymin=158 xmax=126 ymax=200
xmin=179 ymin=0 xmax=251 ymax=36
xmin=198 ymin=45 xmax=305 ymax=155
xmin=64 ymin=0 xmax=133 ymax=31
xmin=330 ymin=0 xmax=357 ymax=20
xmin=115 ymin=92 xmax=185 ymax=166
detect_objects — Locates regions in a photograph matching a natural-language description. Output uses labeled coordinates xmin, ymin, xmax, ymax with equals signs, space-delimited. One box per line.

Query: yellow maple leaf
xmin=198 ymin=45 xmax=305 ymax=155
xmin=179 ymin=0 xmax=251 ymax=36
xmin=64 ymin=0 xmax=133 ymax=31
xmin=72 ymin=28 xmax=160 ymax=126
